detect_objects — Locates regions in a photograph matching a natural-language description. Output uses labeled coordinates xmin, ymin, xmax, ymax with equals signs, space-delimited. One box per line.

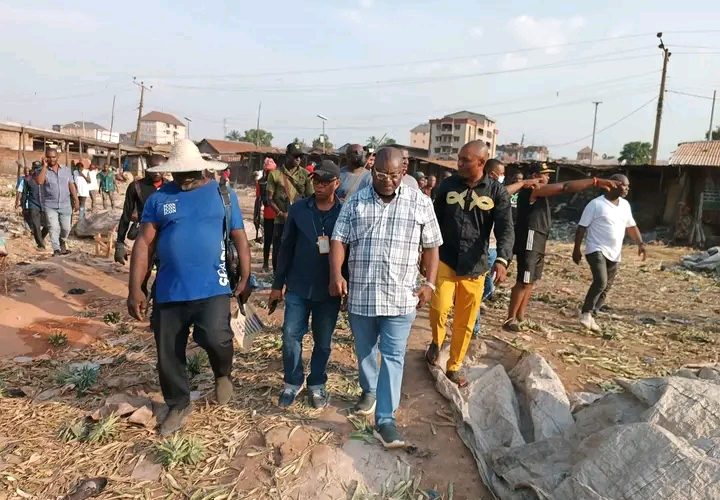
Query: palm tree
xmin=225 ymin=130 xmax=243 ymax=141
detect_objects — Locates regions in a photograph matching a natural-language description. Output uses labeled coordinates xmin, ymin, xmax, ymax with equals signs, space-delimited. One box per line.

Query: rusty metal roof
xmin=669 ymin=141 xmax=720 ymax=167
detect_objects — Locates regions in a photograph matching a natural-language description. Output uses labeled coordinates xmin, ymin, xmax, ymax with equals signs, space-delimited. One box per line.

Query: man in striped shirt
xmin=330 ymin=147 xmax=442 ymax=449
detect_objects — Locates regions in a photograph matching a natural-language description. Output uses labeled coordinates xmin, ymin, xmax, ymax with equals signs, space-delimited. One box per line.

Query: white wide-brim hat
xmin=147 ymin=139 xmax=227 ymax=173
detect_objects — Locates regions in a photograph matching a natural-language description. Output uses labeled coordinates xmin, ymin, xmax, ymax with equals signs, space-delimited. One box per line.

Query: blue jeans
xmin=44 ymin=206 xmax=72 ymax=252
xmin=473 ymin=247 xmax=497 ymax=335
xmin=281 ymin=292 xmax=341 ymax=389
xmin=349 ymin=311 xmax=416 ymax=426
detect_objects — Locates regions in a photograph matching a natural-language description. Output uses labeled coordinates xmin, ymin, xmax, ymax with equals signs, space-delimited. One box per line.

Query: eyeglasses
xmin=373 ymin=169 xmax=402 ymax=182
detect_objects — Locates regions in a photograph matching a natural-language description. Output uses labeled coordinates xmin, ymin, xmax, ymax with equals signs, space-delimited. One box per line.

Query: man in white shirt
xmin=573 ymin=174 xmax=646 ymax=332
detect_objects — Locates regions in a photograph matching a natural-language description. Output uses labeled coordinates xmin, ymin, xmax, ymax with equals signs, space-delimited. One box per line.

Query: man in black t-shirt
xmin=504 ymin=164 xmax=618 ymax=332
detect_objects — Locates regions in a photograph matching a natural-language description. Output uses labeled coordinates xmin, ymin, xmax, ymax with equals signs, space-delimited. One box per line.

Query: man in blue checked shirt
xmin=330 ymin=147 xmax=442 ymax=449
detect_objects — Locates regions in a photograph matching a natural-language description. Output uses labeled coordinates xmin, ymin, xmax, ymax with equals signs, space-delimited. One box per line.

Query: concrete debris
xmin=130 ymin=457 xmax=162 ymax=482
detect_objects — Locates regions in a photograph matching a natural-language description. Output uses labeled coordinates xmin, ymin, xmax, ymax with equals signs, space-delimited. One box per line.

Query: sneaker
xmin=425 ymin=343 xmax=440 ymax=366
xmin=446 ymin=370 xmax=469 ymax=388
xmin=215 ymin=376 xmax=233 ymax=405
xmin=308 ymin=386 xmax=329 ymax=409
xmin=159 ymin=405 xmax=192 ymax=436
xmin=502 ymin=318 xmax=522 ymax=333
xmin=52 ymin=250 xmax=61 ymax=257
xmin=60 ymin=249 xmax=71 ymax=255
xmin=373 ymin=422 xmax=406 ymax=449
xmin=278 ymin=386 xmax=299 ymax=408
xmin=580 ymin=313 xmax=601 ymax=333
xmin=353 ymin=392 xmax=376 ymax=416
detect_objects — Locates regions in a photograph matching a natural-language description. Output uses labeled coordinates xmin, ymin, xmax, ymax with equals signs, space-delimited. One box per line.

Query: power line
xmin=666 ymin=89 xmax=715 ymax=100
xmin=163 ymin=50 xmax=657 ymax=93
xmin=546 ymin=96 xmax=658 ymax=148
xmin=140 ymin=29 xmax=720 ymax=81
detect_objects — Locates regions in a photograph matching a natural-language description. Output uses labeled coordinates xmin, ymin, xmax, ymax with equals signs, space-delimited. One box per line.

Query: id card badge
xmin=317 ymin=235 xmax=330 ymax=254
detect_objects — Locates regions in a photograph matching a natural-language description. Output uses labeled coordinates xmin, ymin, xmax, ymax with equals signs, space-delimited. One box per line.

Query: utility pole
xmin=255 ymin=101 xmax=262 ymax=147
xmin=707 ymin=90 xmax=716 ymax=142
xmin=651 ymin=33 xmax=671 ymax=165
xmin=133 ymin=77 xmax=152 ymax=146
xmin=590 ymin=101 xmax=602 ymax=166
xmin=223 ymin=118 xmax=228 ymax=138
xmin=109 ymin=95 xmax=116 ymax=139
xmin=519 ymin=133 xmax=525 ymax=162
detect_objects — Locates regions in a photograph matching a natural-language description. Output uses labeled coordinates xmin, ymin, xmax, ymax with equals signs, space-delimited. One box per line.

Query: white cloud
xmin=500 ymin=53 xmax=529 ymax=70
xmin=339 ymin=0 xmax=376 ymax=25
xmin=0 ymin=4 xmax=96 ymax=29
xmin=507 ymin=15 xmax=585 ymax=54
xmin=359 ymin=0 xmax=375 ymax=8
xmin=469 ymin=26 xmax=484 ymax=39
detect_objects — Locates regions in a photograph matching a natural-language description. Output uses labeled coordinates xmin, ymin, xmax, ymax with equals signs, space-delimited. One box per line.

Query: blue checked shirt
xmin=332 ymin=185 xmax=443 ymax=317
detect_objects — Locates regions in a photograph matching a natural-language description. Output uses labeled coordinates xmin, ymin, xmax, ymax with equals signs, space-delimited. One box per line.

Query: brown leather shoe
xmin=159 ymin=405 xmax=192 ymax=436
xmin=446 ymin=370 xmax=469 ymax=388
xmin=503 ymin=319 xmax=522 ymax=333
xmin=215 ymin=376 xmax=233 ymax=405
xmin=425 ymin=343 xmax=440 ymax=366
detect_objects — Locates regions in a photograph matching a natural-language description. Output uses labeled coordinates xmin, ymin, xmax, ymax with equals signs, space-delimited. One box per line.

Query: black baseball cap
xmin=312 ymin=160 xmax=340 ymax=181
xmin=286 ymin=143 xmax=304 ymax=156
xmin=529 ymin=162 xmax=555 ymax=175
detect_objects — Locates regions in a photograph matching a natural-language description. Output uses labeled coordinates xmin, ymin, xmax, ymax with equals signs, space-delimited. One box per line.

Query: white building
xmin=139 ymin=111 xmax=186 ymax=145
xmin=428 ymin=111 xmax=498 ymax=160
xmin=409 ymin=123 xmax=430 ymax=149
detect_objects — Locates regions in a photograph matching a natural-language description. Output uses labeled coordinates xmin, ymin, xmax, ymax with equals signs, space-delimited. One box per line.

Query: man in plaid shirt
xmin=330 ymin=147 xmax=442 ymax=449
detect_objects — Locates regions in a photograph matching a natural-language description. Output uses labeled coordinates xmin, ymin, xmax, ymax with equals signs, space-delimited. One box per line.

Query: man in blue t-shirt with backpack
xmin=127 ymin=139 xmax=252 ymax=436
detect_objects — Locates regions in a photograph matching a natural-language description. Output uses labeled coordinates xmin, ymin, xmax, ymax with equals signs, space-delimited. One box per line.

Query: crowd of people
xmin=12 ymin=138 xmax=644 ymax=448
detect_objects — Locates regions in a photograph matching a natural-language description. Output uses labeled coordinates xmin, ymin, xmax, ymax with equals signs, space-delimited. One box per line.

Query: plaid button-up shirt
xmin=332 ymin=185 xmax=443 ymax=317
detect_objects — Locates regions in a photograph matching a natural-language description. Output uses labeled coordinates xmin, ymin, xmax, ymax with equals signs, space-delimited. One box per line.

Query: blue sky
xmin=1 ymin=0 xmax=719 ymax=159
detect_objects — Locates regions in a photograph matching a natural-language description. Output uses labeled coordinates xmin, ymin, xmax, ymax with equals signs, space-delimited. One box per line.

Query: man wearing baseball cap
xmin=270 ymin=160 xmax=343 ymax=409
xmin=505 ymin=163 xmax=619 ymax=332
xmin=267 ymin=143 xmax=314 ymax=269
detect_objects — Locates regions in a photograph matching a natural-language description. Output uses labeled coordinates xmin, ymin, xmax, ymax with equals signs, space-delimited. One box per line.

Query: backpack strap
xmin=219 ymin=183 xmax=232 ymax=238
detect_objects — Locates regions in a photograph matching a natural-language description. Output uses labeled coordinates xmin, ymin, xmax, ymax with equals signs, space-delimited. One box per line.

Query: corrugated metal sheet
xmin=669 ymin=141 xmax=720 ymax=167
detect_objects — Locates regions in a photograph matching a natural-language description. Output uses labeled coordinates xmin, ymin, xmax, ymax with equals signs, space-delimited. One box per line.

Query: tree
xmin=293 ymin=137 xmax=308 ymax=149
xmin=618 ymin=141 xmax=652 ymax=165
xmin=312 ymin=134 xmax=333 ymax=151
xmin=225 ymin=130 xmax=243 ymax=141
xmin=366 ymin=136 xmax=397 ymax=149
xmin=239 ymin=129 xmax=273 ymax=147
xmin=705 ymin=126 xmax=720 ymax=141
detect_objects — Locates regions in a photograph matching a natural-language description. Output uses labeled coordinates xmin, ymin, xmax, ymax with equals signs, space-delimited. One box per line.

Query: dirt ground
xmin=0 ymin=174 xmax=718 ymax=499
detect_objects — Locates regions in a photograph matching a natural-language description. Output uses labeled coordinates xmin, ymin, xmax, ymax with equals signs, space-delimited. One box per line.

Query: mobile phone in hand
xmin=268 ymin=298 xmax=279 ymax=314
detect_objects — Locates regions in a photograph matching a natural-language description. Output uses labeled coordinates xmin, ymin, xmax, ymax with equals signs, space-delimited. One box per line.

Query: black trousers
xmin=26 ymin=208 xmax=48 ymax=248
xmin=152 ymin=294 xmax=234 ymax=409
xmin=263 ymin=218 xmax=275 ymax=269
xmin=582 ymin=251 xmax=619 ymax=314
xmin=272 ymin=222 xmax=284 ymax=273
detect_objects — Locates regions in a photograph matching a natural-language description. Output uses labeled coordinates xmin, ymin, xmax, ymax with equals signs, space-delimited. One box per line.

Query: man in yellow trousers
xmin=427 ymin=141 xmax=514 ymax=387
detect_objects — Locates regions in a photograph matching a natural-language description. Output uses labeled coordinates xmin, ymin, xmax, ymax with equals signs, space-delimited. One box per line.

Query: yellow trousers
xmin=430 ymin=261 xmax=486 ymax=372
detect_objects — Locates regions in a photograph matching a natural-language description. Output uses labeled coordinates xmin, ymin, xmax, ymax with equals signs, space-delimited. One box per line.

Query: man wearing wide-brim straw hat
xmin=127 ymin=139 xmax=252 ymax=435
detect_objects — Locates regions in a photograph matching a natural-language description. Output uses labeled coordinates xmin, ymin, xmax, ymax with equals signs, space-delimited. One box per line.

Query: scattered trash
xmin=62 ymin=477 xmax=108 ymax=500
xmin=681 ymin=246 xmax=720 ymax=274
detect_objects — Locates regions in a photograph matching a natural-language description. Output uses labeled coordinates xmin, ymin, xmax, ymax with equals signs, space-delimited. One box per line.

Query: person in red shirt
xmin=256 ymin=158 xmax=278 ymax=272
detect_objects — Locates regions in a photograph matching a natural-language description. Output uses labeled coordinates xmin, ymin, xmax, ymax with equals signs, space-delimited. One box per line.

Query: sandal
xmin=446 ymin=370 xmax=469 ymax=388
xmin=425 ymin=343 xmax=439 ymax=366
xmin=503 ymin=318 xmax=522 ymax=333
